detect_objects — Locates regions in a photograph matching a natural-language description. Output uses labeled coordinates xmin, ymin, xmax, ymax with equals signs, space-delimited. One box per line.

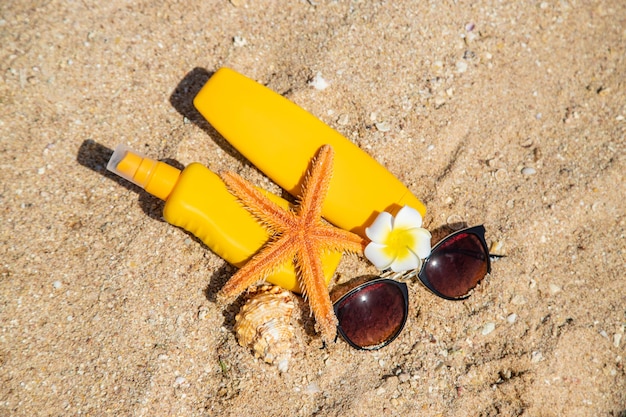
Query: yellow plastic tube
xmin=193 ymin=67 xmax=426 ymax=236
xmin=107 ymin=144 xmax=342 ymax=293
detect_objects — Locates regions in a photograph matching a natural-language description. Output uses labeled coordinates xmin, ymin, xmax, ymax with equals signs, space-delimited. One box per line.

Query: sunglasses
xmin=334 ymin=225 xmax=491 ymax=350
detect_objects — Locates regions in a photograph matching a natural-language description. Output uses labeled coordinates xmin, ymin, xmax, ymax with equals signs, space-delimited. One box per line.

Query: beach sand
xmin=1 ymin=1 xmax=625 ymax=415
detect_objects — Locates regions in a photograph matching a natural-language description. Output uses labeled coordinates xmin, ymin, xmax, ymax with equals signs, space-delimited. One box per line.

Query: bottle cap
xmin=107 ymin=144 xmax=181 ymax=200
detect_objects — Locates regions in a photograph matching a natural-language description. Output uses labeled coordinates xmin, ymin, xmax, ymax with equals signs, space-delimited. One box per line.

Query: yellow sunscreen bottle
xmin=193 ymin=67 xmax=426 ymax=236
xmin=106 ymin=144 xmax=342 ymax=293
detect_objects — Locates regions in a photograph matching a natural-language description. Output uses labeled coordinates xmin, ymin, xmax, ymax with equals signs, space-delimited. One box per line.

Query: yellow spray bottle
xmin=193 ymin=67 xmax=426 ymax=236
xmin=106 ymin=144 xmax=342 ymax=293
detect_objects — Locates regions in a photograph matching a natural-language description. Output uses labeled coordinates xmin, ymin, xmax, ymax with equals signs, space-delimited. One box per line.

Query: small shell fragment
xmin=375 ymin=122 xmax=391 ymax=132
xmin=234 ymin=284 xmax=296 ymax=372
xmin=481 ymin=322 xmax=496 ymax=335
xmin=489 ymin=240 xmax=506 ymax=257
xmin=308 ymin=72 xmax=329 ymax=90
xmin=446 ymin=214 xmax=465 ymax=230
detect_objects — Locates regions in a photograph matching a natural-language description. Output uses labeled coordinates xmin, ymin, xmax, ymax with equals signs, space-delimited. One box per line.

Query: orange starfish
xmin=219 ymin=144 xmax=366 ymax=343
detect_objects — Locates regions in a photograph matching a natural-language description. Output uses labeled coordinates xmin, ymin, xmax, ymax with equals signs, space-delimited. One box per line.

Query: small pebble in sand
xmin=549 ymin=284 xmax=562 ymax=294
xmin=375 ymin=122 xmax=391 ymax=132
xmin=521 ymin=167 xmax=536 ymax=175
xmin=197 ymin=308 xmax=209 ymax=320
xmin=511 ymin=295 xmax=527 ymax=305
xmin=531 ymin=351 xmax=544 ymax=363
xmin=446 ymin=214 xmax=464 ymax=230
xmin=174 ymin=376 xmax=186 ymax=387
xmin=614 ymin=333 xmax=622 ymax=348
xmin=489 ymin=240 xmax=506 ymax=257
xmin=507 ymin=313 xmax=517 ymax=324
xmin=233 ymin=36 xmax=247 ymax=47
xmin=308 ymin=72 xmax=329 ymax=90
xmin=482 ymin=322 xmax=496 ymax=335
xmin=53 ymin=280 xmax=62 ymax=289
xmin=520 ymin=138 xmax=534 ymax=147
xmin=337 ymin=114 xmax=350 ymax=125
xmin=304 ymin=382 xmax=320 ymax=395
xmin=456 ymin=61 xmax=468 ymax=73
xmin=493 ymin=169 xmax=507 ymax=181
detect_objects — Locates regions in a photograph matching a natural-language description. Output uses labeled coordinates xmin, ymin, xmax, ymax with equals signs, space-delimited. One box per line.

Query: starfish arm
xmin=313 ymin=225 xmax=367 ymax=254
xmin=218 ymin=144 xmax=366 ymax=345
xmin=298 ymin=145 xmax=334 ymax=223
xmin=295 ymin=238 xmax=338 ymax=343
xmin=221 ymin=171 xmax=296 ymax=232
xmin=219 ymin=235 xmax=298 ymax=301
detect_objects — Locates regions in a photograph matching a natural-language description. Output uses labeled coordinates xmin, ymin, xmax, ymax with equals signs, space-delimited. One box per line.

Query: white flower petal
xmin=364 ymin=242 xmax=394 ymax=270
xmin=393 ymin=205 xmax=423 ymax=229
xmin=365 ymin=211 xmax=393 ymax=243
xmin=390 ymin=251 xmax=420 ymax=272
xmin=407 ymin=227 xmax=432 ymax=259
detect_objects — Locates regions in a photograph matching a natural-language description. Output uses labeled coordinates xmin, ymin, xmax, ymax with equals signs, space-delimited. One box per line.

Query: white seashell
xmin=234 ymin=285 xmax=296 ymax=372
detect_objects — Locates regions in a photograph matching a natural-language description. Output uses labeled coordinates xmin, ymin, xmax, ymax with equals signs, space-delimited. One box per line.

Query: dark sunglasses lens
xmin=334 ymin=281 xmax=407 ymax=350
xmin=422 ymin=232 xmax=488 ymax=298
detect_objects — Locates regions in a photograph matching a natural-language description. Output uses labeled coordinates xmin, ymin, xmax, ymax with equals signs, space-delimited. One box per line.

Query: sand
xmin=1 ymin=1 xmax=625 ymax=416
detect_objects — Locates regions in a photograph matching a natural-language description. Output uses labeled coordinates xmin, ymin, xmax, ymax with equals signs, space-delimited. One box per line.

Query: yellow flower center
xmin=383 ymin=228 xmax=415 ymax=259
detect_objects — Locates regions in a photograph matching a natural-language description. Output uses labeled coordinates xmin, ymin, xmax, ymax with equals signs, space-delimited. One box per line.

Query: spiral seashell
xmin=234 ymin=284 xmax=296 ymax=372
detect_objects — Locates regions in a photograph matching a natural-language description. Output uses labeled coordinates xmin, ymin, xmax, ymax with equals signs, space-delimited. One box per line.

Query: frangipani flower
xmin=364 ymin=206 xmax=432 ymax=272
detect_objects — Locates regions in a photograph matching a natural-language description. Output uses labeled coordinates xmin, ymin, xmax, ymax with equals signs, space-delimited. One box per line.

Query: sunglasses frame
xmin=332 ymin=225 xmax=491 ymax=350
xmin=333 ymin=278 xmax=409 ymax=351
xmin=416 ymin=225 xmax=491 ymax=301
